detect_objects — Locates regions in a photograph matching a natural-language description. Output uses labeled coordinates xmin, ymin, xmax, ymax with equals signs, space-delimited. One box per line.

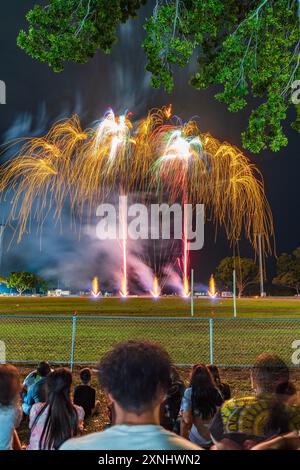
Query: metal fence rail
xmin=0 ymin=314 xmax=299 ymax=368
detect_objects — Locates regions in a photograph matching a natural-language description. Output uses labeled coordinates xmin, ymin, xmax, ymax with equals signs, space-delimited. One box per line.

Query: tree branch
xmin=75 ymin=0 xmax=92 ymax=36
xmin=233 ymin=0 xmax=269 ymax=36
xmin=172 ymin=0 xmax=180 ymax=40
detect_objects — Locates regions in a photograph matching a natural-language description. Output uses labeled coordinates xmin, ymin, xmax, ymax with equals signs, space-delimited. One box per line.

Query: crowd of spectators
xmin=0 ymin=341 xmax=300 ymax=451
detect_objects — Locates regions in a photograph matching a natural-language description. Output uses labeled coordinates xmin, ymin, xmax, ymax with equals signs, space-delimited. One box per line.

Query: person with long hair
xmin=160 ymin=365 xmax=185 ymax=433
xmin=180 ymin=364 xmax=223 ymax=448
xmin=207 ymin=365 xmax=231 ymax=401
xmin=0 ymin=365 xmax=22 ymax=450
xmin=28 ymin=368 xmax=84 ymax=450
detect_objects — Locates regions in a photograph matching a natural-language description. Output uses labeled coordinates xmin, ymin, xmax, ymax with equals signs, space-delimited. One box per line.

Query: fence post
xmin=190 ymin=269 xmax=194 ymax=317
xmin=209 ymin=318 xmax=214 ymax=364
xmin=70 ymin=312 xmax=77 ymax=372
xmin=233 ymin=269 xmax=237 ymax=318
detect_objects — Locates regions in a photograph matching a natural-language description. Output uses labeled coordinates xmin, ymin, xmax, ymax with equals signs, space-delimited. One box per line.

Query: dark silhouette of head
xmin=251 ymin=353 xmax=289 ymax=394
xmin=190 ymin=364 xmax=221 ymax=420
xmin=0 ymin=364 xmax=20 ymax=406
xmin=207 ymin=364 xmax=221 ymax=387
xmin=98 ymin=341 xmax=172 ymax=415
xmin=37 ymin=361 xmax=51 ymax=377
xmin=80 ymin=368 xmax=91 ymax=385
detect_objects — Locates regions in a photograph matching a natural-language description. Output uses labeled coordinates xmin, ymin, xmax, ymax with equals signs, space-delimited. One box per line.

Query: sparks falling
xmin=0 ymin=106 xmax=274 ymax=296
xmin=182 ymin=206 xmax=190 ymax=297
xmin=153 ymin=129 xmax=202 ymax=296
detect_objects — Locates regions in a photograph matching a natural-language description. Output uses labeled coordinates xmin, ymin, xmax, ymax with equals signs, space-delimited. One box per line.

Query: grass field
xmin=1 ymin=296 xmax=300 ymax=367
xmin=0 ymin=295 xmax=300 ymax=316
xmin=3 ymin=296 xmax=299 ymax=447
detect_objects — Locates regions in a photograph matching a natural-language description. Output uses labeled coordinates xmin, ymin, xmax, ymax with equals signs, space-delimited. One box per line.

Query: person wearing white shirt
xmin=61 ymin=341 xmax=201 ymax=451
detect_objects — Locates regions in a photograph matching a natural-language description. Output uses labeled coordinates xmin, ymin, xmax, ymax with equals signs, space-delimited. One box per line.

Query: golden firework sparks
xmin=0 ymin=107 xmax=273 ymax=257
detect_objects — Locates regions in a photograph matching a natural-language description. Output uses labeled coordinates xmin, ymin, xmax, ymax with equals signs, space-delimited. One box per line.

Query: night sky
xmin=0 ymin=1 xmax=299 ymax=290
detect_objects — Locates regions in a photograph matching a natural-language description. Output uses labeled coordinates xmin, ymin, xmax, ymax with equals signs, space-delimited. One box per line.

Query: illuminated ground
xmin=0 ymin=295 xmax=300 ymax=316
xmin=1 ymin=296 xmax=300 ymax=366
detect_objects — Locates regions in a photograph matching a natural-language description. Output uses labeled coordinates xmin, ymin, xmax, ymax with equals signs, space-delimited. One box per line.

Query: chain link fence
xmin=0 ymin=314 xmax=299 ymax=368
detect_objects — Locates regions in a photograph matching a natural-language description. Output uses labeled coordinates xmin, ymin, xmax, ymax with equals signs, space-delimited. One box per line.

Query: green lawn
xmin=0 ymin=296 xmax=300 ymax=367
xmin=0 ymin=295 xmax=300 ymax=317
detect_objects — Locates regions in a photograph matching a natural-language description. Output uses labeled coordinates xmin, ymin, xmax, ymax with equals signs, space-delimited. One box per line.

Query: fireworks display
xmin=91 ymin=276 xmax=101 ymax=298
xmin=0 ymin=106 xmax=273 ymax=297
xmin=150 ymin=276 xmax=161 ymax=298
xmin=207 ymin=274 xmax=217 ymax=299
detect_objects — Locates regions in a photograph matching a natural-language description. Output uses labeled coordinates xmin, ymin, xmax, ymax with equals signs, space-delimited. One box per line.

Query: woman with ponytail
xmin=207 ymin=365 xmax=231 ymax=401
xmin=180 ymin=364 xmax=223 ymax=448
xmin=28 ymin=368 xmax=84 ymax=450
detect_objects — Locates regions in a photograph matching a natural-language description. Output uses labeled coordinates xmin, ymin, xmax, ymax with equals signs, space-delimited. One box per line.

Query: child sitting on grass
xmin=74 ymin=368 xmax=100 ymax=419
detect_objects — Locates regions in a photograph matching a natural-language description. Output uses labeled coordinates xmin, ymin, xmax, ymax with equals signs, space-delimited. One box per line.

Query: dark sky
xmin=0 ymin=1 xmax=299 ymax=290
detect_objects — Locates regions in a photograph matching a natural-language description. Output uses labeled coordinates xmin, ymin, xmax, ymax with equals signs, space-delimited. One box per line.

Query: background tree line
xmin=215 ymin=247 xmax=300 ymax=297
xmin=0 ymin=272 xmax=47 ymax=295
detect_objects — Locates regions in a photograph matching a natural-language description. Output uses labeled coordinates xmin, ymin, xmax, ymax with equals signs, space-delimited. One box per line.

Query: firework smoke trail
xmin=104 ymin=112 xmax=131 ymax=297
xmin=153 ymin=128 xmax=203 ymax=296
xmin=96 ymin=111 xmax=131 ymax=297
xmin=85 ymin=110 xmax=132 ymax=297
xmin=182 ymin=203 xmax=190 ymax=297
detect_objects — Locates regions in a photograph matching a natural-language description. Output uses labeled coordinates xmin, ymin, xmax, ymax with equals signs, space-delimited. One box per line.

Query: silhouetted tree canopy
xmin=17 ymin=0 xmax=300 ymax=153
xmin=273 ymin=247 xmax=300 ymax=294
xmin=216 ymin=256 xmax=259 ymax=297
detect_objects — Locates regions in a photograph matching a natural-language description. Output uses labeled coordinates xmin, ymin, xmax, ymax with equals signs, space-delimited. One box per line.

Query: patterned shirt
xmin=28 ymin=402 xmax=84 ymax=450
xmin=210 ymin=394 xmax=300 ymax=443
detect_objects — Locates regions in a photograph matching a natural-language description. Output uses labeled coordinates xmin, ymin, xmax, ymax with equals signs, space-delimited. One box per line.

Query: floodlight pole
xmin=191 ymin=269 xmax=194 ymax=317
xmin=0 ymin=224 xmax=5 ymax=268
xmin=258 ymin=233 xmax=265 ymax=297
xmin=233 ymin=268 xmax=237 ymax=318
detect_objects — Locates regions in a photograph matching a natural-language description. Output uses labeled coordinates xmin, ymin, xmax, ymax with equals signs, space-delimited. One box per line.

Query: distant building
xmin=47 ymin=289 xmax=71 ymax=297
xmin=194 ymin=291 xmax=207 ymax=297
xmin=221 ymin=291 xmax=233 ymax=298
xmin=79 ymin=290 xmax=90 ymax=296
